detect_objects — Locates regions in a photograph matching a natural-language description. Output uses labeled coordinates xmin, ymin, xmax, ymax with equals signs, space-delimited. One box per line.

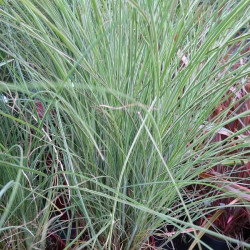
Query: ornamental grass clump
xmin=0 ymin=0 xmax=249 ymax=249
